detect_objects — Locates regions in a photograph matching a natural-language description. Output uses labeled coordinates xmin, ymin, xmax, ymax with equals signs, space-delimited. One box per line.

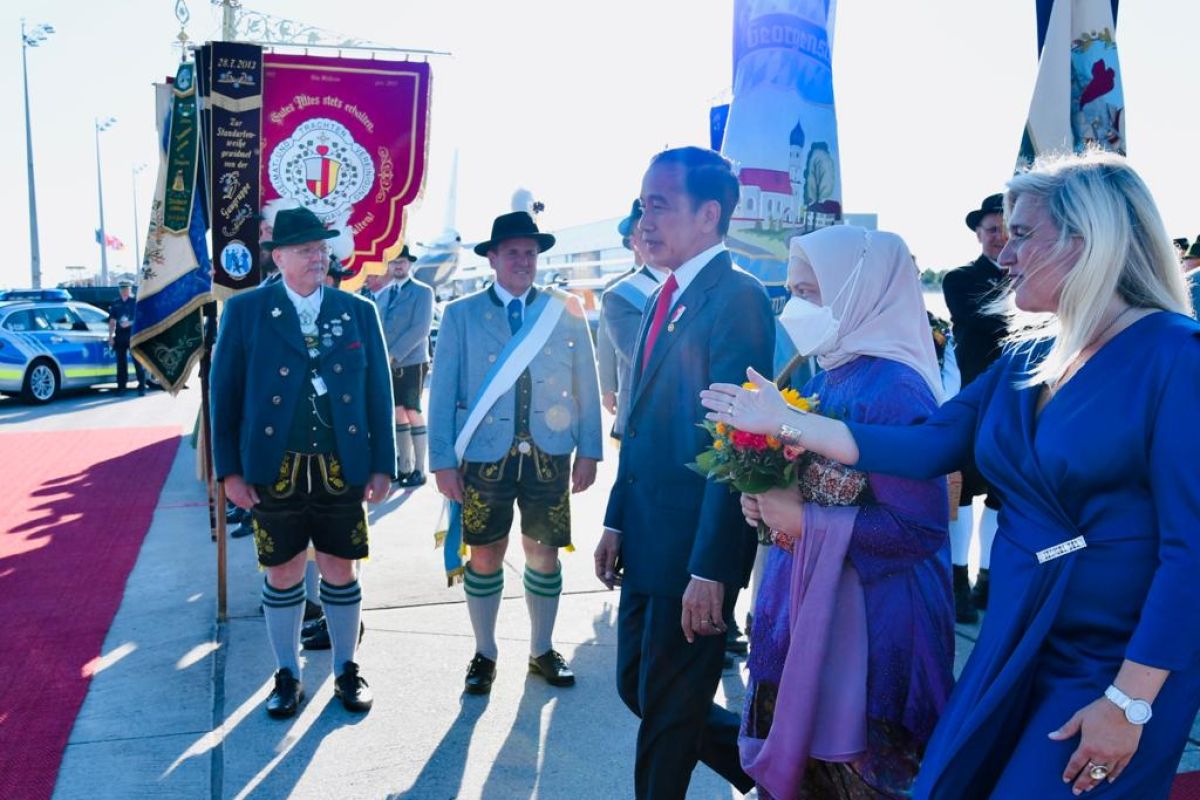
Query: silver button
xmin=279 ymin=366 xmax=289 ymax=376
xmin=484 ymin=311 xmax=493 ymax=320
xmin=485 ymin=415 xmax=494 ymax=424
xmin=517 ymin=441 xmax=532 ymax=455
xmin=348 ymin=425 xmax=358 ymax=434
xmin=488 ymin=354 xmax=497 ymax=363
xmin=567 ymin=340 xmax=575 ymax=348
xmin=271 ymin=395 xmax=281 ymax=405
xmin=333 ymin=364 xmax=343 ymax=373
xmin=561 ymin=390 xmax=569 ymax=397
xmin=264 ymin=426 xmax=274 ymax=436
xmin=547 ymin=376 xmax=556 ymax=385
xmin=342 ymin=394 xmax=351 ymax=403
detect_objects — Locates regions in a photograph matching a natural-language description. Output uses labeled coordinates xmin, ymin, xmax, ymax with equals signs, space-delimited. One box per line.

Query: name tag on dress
xmin=1036 ymin=536 xmax=1087 ymax=564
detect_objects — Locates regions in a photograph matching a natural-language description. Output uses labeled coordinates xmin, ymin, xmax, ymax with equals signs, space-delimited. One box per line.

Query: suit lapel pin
xmin=271 ymin=307 xmax=282 ymax=318
xmin=667 ymin=305 xmax=686 ymax=332
xmin=331 ymin=324 xmax=344 ymax=337
xmin=341 ymin=312 xmax=351 ymax=321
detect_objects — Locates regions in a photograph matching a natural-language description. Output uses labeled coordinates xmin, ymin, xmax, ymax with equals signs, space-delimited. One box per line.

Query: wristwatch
xmin=1105 ymin=684 xmax=1153 ymax=725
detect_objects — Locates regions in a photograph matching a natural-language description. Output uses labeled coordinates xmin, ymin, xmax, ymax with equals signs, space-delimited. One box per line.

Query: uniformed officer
xmin=428 ymin=211 xmax=603 ymax=694
xmin=211 ymin=206 xmax=395 ymax=718
xmin=108 ymin=280 xmax=146 ymax=395
xmin=374 ymin=243 xmax=434 ymax=487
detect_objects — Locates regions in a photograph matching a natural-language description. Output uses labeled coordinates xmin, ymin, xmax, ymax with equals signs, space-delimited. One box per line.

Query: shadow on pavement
xmin=387 ymin=696 xmax=491 ymax=800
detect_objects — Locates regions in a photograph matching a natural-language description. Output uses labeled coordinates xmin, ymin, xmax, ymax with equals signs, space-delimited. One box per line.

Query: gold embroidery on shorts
xmin=462 ymin=485 xmax=491 ymax=534
xmin=252 ymin=517 xmax=274 ymax=555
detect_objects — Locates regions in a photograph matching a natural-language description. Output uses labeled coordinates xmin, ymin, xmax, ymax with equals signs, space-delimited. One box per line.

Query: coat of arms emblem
xmin=267 ymin=118 xmax=375 ymax=219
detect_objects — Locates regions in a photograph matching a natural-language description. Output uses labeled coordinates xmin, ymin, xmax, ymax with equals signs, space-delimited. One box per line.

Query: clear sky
xmin=1 ymin=0 xmax=1196 ymax=288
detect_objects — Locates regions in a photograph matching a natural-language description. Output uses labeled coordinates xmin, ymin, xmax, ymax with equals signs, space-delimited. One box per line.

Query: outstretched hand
xmin=699 ymin=367 xmax=790 ymax=435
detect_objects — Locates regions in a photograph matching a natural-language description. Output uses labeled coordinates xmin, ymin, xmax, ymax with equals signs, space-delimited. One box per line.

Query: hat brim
xmin=473 ymin=232 xmax=556 ymax=257
xmin=965 ymin=209 xmax=1002 ymax=231
xmin=261 ymin=227 xmax=339 ymax=251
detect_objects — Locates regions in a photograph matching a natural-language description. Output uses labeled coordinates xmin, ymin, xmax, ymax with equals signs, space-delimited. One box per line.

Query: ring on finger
xmin=1087 ymin=762 xmax=1111 ymax=781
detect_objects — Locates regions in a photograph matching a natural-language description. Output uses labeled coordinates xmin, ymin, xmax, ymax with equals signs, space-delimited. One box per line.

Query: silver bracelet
xmin=778 ymin=408 xmax=806 ymax=446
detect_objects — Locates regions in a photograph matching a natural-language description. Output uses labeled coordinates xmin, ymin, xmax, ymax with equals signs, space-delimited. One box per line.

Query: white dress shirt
xmin=283 ymin=282 xmax=323 ymax=335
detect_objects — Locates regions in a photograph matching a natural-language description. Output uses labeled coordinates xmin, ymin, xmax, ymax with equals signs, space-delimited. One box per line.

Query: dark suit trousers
xmin=617 ymin=587 xmax=752 ymax=800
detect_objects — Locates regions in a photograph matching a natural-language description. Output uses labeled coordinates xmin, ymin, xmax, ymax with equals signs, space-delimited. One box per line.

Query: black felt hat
xmin=1188 ymin=236 xmax=1200 ymax=260
xmin=965 ymin=194 xmax=1005 ymax=232
xmin=261 ymin=207 xmax=338 ymax=250
xmin=473 ymin=211 xmax=555 ymax=257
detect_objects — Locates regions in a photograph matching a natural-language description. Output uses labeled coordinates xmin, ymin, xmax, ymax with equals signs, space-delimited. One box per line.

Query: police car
xmin=0 ymin=299 xmax=131 ymax=403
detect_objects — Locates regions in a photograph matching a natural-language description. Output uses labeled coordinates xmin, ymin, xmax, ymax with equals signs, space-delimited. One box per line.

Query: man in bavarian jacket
xmin=428 ymin=211 xmax=603 ymax=695
xmin=211 ymin=207 xmax=395 ymax=718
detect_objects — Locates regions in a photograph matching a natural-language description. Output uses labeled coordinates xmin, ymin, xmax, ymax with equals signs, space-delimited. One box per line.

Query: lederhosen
xmin=391 ymin=362 xmax=428 ymax=411
xmin=249 ymin=327 xmax=369 ymax=566
xmin=460 ymin=317 xmax=571 ymax=549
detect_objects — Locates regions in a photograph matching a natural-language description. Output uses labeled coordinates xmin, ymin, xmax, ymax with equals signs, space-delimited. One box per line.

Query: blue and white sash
xmin=439 ymin=289 xmax=568 ymax=584
xmin=607 ymin=271 xmax=658 ymax=313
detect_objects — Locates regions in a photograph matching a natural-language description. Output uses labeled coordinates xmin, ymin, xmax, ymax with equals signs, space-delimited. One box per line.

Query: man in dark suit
xmin=596 ymin=147 xmax=774 ymax=799
xmin=211 ymin=207 xmax=395 ymax=719
xmin=941 ymin=193 xmax=1008 ymax=623
xmin=595 ymin=199 xmax=665 ymax=439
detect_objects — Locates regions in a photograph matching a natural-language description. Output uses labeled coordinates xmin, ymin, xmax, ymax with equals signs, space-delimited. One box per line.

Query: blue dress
xmin=849 ymin=312 xmax=1200 ymax=799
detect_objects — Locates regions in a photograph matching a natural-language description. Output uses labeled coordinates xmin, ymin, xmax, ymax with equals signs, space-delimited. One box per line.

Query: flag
xmin=131 ymin=61 xmax=213 ymax=394
xmin=720 ymin=0 xmax=842 ymax=372
xmin=94 ymin=231 xmax=126 ymax=250
xmin=1018 ymin=0 xmax=1124 ymax=168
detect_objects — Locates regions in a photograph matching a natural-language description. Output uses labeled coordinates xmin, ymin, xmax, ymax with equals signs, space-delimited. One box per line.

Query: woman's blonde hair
xmin=1002 ymin=148 xmax=1190 ymax=388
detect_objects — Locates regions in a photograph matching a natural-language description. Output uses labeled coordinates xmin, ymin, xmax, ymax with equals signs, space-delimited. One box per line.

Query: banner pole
xmin=199 ymin=300 xmax=227 ymax=621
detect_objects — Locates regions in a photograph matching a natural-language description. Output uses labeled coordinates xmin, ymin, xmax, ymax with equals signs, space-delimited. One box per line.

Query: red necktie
xmin=641 ymin=273 xmax=678 ymax=371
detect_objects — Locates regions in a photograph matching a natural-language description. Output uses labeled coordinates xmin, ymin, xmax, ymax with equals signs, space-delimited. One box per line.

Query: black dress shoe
xmin=394 ymin=471 xmax=412 ymax=485
xmin=403 ymin=470 xmax=427 ymax=488
xmin=229 ymin=522 xmax=251 ymax=539
xmin=528 ymin=649 xmax=575 ymax=687
xmin=301 ymin=618 xmax=365 ymax=651
xmin=333 ymin=661 xmax=373 ymax=712
xmin=971 ymin=567 xmax=990 ymax=610
xmin=266 ymin=668 xmax=304 ymax=718
xmin=464 ymin=653 xmax=497 ymax=695
xmin=303 ymin=600 xmax=323 ymax=623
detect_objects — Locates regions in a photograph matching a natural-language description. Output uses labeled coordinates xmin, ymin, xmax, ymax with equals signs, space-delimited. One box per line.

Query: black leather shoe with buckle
xmin=529 ymin=649 xmax=575 ymax=687
xmin=464 ymin=653 xmax=497 ymax=695
xmin=265 ymin=668 xmax=304 ymax=719
xmin=333 ymin=661 xmax=373 ymax=712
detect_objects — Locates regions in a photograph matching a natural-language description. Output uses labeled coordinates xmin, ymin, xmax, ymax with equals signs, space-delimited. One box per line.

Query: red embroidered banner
xmin=261 ymin=55 xmax=431 ymax=281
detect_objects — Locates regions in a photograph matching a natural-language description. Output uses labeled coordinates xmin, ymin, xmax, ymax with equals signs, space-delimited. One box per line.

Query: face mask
xmin=779 ymin=297 xmax=840 ymax=356
xmin=779 ymin=235 xmax=870 ymax=357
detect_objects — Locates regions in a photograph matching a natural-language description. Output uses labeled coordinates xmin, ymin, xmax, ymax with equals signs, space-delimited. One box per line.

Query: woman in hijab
xmin=707 ymin=151 xmax=1200 ymax=799
xmin=738 ymin=225 xmax=954 ymax=799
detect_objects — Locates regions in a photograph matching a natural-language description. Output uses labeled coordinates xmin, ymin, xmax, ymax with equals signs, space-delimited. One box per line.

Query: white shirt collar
xmin=667 ymin=241 xmax=725 ymax=304
xmin=283 ymin=281 xmax=323 ymax=315
xmin=492 ymin=282 xmax=532 ymax=308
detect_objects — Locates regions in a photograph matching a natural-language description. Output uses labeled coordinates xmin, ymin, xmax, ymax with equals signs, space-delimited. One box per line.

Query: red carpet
xmin=0 ymin=427 xmax=181 ymax=800
xmin=1174 ymin=772 xmax=1200 ymax=800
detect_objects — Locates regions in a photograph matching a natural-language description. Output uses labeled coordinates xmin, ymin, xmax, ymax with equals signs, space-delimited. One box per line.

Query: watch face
xmin=1126 ymin=700 xmax=1153 ymax=725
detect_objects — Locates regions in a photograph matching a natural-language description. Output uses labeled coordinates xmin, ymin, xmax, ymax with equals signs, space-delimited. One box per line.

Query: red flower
xmin=730 ymin=429 xmax=769 ymax=452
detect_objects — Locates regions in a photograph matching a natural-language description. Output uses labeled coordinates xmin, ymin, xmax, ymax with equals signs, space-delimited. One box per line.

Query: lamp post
xmin=94 ymin=116 xmax=117 ymax=286
xmin=22 ymin=20 xmax=54 ymax=289
xmin=132 ymin=162 xmax=148 ymax=273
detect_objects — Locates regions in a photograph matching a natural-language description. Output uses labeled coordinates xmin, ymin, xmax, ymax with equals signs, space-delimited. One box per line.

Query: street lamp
xmin=22 ymin=19 xmax=54 ymax=289
xmin=132 ymin=162 xmax=148 ymax=273
xmin=95 ymin=116 xmax=117 ymax=286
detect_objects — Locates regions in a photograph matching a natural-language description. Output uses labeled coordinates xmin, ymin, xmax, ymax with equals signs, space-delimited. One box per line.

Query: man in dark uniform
xmin=211 ymin=207 xmax=395 ymax=718
xmin=107 ymin=280 xmax=146 ymax=395
xmin=941 ymin=193 xmax=1008 ymax=623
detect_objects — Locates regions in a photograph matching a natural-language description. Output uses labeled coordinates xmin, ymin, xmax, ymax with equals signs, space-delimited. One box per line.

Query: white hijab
xmin=792 ymin=226 xmax=943 ymax=402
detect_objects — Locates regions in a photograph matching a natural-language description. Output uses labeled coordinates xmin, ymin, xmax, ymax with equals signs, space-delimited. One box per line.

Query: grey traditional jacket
xmin=427 ymin=285 xmax=603 ymax=471
xmin=376 ymin=277 xmax=434 ymax=367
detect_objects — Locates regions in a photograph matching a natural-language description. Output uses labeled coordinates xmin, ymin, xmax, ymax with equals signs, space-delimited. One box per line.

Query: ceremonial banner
xmin=261 ymin=55 xmax=431 ymax=289
xmin=1018 ymin=0 xmax=1125 ymax=168
xmin=208 ymin=42 xmax=264 ymax=298
xmin=132 ymin=63 xmax=213 ymax=393
xmin=721 ymin=0 xmax=842 ymax=369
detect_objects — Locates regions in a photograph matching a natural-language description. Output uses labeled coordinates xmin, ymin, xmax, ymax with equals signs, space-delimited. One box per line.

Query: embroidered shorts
xmin=249 ymin=452 xmax=368 ymax=567
xmin=390 ymin=363 xmax=428 ymax=411
xmin=461 ymin=438 xmax=571 ymax=548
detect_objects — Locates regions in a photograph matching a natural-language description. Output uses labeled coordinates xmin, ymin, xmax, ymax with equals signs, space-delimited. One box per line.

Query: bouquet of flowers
xmin=689 ymin=384 xmax=872 ymax=551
